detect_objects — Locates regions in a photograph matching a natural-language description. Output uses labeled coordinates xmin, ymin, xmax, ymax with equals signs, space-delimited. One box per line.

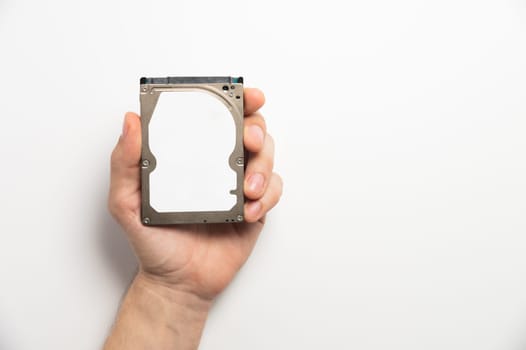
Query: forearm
xmin=104 ymin=272 xmax=211 ymax=350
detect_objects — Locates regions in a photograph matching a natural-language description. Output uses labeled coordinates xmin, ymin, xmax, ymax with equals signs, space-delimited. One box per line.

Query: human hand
xmin=108 ymin=88 xmax=282 ymax=301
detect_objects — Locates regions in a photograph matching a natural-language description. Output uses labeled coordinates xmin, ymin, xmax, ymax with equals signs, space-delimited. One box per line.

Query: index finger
xmin=244 ymin=88 xmax=265 ymax=115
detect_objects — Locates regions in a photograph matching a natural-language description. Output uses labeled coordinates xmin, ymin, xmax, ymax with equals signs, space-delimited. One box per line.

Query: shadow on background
xmin=97 ymin=208 xmax=137 ymax=289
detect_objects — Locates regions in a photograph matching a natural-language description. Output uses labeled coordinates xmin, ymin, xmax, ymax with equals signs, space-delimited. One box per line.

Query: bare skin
xmin=105 ymin=88 xmax=283 ymax=349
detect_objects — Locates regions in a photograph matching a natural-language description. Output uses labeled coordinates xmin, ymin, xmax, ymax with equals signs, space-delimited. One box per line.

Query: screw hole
xmin=230 ymin=85 xmax=235 ymax=90
xmin=222 ymin=85 xmax=229 ymax=91
xmin=236 ymin=95 xmax=240 ymax=99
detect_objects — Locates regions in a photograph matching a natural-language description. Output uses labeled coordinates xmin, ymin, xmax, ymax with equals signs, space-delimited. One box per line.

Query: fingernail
xmin=248 ymin=173 xmax=264 ymax=194
xmin=247 ymin=201 xmax=262 ymax=218
xmin=248 ymin=125 xmax=264 ymax=146
xmin=122 ymin=117 xmax=128 ymax=138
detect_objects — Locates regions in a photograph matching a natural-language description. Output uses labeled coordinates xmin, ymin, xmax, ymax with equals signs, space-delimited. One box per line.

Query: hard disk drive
xmin=139 ymin=76 xmax=245 ymax=225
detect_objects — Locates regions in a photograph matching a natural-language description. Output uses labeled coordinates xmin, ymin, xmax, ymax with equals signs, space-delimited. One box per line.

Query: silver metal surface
xmin=139 ymin=78 xmax=244 ymax=225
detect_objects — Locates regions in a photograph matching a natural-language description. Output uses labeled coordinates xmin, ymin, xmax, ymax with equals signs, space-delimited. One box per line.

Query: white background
xmin=1 ymin=0 xmax=526 ymax=349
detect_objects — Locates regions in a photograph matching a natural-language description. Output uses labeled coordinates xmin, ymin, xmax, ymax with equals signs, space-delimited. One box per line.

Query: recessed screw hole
xmin=222 ymin=85 xmax=229 ymax=91
xmin=236 ymin=95 xmax=240 ymax=99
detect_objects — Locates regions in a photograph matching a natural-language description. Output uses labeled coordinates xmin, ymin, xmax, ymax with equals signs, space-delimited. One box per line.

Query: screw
xmin=228 ymin=92 xmax=234 ymax=97
xmin=142 ymin=159 xmax=150 ymax=168
xmin=236 ymin=215 xmax=244 ymax=222
xmin=143 ymin=217 xmax=151 ymax=224
xmin=141 ymin=87 xmax=147 ymax=92
xmin=236 ymin=157 xmax=244 ymax=166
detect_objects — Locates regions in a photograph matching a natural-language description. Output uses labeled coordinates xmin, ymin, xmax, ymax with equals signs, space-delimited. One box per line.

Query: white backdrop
xmin=1 ymin=1 xmax=526 ymax=349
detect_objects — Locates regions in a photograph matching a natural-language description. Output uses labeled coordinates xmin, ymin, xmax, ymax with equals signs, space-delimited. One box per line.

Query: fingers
xmin=242 ymin=87 xmax=283 ymax=223
xmin=108 ymin=112 xmax=141 ymax=217
xmin=244 ymin=112 xmax=267 ymax=153
xmin=243 ymin=87 xmax=266 ymax=154
xmin=244 ymin=134 xmax=274 ymax=199
xmin=244 ymin=173 xmax=283 ymax=223
xmin=244 ymin=88 xmax=265 ymax=115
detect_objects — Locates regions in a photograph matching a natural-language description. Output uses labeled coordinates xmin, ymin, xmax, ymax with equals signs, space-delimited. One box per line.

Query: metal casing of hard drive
xmin=139 ymin=76 xmax=244 ymax=225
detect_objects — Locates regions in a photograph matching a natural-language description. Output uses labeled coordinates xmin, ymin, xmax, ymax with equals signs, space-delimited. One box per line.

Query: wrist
xmin=105 ymin=272 xmax=212 ymax=350
xmin=135 ymin=270 xmax=213 ymax=316
xmin=133 ymin=270 xmax=212 ymax=323
xmin=137 ymin=263 xmax=223 ymax=302
xmin=134 ymin=271 xmax=212 ymax=348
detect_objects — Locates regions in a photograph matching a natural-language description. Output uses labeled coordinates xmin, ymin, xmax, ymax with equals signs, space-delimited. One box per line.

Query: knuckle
xmin=258 ymin=113 xmax=267 ymax=131
xmin=265 ymin=148 xmax=275 ymax=170
xmin=274 ymin=173 xmax=284 ymax=198
xmin=263 ymin=158 xmax=274 ymax=173
xmin=246 ymin=152 xmax=274 ymax=174
xmin=260 ymin=174 xmax=283 ymax=213
xmin=271 ymin=186 xmax=282 ymax=204
xmin=260 ymin=135 xmax=274 ymax=160
xmin=266 ymin=133 xmax=274 ymax=147
xmin=246 ymin=112 xmax=267 ymax=131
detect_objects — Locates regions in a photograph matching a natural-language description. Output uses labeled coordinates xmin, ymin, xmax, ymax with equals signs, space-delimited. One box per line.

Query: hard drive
xmin=139 ymin=76 xmax=245 ymax=225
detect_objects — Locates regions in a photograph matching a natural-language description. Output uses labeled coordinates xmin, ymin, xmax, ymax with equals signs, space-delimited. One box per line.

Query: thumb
xmin=109 ymin=112 xmax=142 ymax=218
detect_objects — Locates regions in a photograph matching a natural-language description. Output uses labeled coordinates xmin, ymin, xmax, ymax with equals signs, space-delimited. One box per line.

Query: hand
xmin=108 ymin=88 xmax=283 ymax=301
